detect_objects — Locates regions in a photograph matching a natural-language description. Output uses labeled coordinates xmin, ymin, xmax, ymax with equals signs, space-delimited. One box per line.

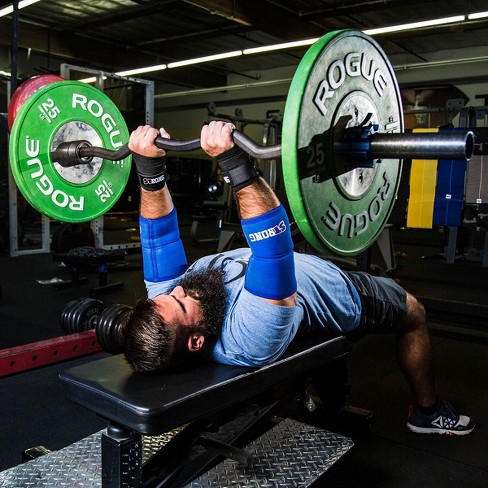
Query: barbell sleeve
xmin=369 ymin=131 xmax=475 ymax=161
xmin=232 ymin=129 xmax=474 ymax=162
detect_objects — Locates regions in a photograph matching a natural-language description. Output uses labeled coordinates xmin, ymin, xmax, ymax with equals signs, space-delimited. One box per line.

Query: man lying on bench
xmin=122 ymin=121 xmax=474 ymax=436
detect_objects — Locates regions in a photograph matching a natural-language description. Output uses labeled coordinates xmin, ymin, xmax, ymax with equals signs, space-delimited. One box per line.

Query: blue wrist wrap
xmin=241 ymin=205 xmax=297 ymax=300
xmin=140 ymin=208 xmax=188 ymax=282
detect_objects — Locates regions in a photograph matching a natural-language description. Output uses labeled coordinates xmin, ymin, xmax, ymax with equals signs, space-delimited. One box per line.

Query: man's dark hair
xmin=122 ymin=297 xmax=180 ymax=373
xmin=121 ymin=267 xmax=226 ymax=373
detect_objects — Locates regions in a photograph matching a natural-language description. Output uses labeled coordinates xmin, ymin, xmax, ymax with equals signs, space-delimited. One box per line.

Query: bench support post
xmin=102 ymin=423 xmax=143 ymax=488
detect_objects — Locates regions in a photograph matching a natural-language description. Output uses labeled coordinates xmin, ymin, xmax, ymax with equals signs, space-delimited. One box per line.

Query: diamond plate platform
xmin=187 ymin=418 xmax=353 ymax=487
xmin=0 ymin=420 xmax=352 ymax=487
xmin=0 ymin=429 xmax=178 ymax=488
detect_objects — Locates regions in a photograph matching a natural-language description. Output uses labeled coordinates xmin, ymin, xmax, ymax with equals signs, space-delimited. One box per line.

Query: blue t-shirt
xmin=145 ymin=248 xmax=361 ymax=367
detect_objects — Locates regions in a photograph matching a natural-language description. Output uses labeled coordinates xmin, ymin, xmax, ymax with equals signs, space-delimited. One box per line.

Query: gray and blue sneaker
xmin=407 ymin=400 xmax=475 ymax=435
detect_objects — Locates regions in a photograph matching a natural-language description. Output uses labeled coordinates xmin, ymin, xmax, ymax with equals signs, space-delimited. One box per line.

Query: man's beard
xmin=177 ymin=267 xmax=227 ymax=337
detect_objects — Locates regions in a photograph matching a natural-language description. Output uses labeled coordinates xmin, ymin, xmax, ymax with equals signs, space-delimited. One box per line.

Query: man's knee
xmin=402 ymin=292 xmax=427 ymax=331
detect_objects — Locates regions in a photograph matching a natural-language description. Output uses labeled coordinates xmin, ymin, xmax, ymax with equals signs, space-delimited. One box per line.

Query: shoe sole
xmin=407 ymin=423 xmax=475 ymax=436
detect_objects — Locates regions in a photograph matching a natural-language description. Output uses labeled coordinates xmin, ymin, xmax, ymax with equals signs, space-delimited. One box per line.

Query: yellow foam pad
xmin=406 ymin=128 xmax=439 ymax=229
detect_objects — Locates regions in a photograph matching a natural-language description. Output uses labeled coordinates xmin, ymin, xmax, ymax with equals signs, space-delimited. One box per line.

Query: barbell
xmin=52 ymin=120 xmax=472 ymax=167
xmin=8 ymin=29 xmax=475 ymax=255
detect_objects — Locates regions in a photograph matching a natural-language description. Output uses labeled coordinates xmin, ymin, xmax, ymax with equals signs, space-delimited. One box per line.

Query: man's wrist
xmin=132 ymin=153 xmax=167 ymax=191
xmin=217 ymin=146 xmax=260 ymax=191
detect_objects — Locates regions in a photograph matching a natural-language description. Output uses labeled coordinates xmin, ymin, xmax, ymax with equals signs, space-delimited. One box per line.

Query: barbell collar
xmin=54 ymin=140 xmax=94 ymax=167
xmin=53 ymin=141 xmax=131 ymax=167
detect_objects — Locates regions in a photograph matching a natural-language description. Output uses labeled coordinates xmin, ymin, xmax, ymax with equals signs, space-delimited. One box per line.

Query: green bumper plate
xmin=282 ymin=30 xmax=403 ymax=256
xmin=9 ymin=81 xmax=130 ymax=223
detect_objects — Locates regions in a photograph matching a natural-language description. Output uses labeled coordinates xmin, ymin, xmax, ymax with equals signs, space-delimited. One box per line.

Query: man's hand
xmin=129 ymin=125 xmax=170 ymax=157
xmin=200 ymin=121 xmax=235 ymax=157
xmin=201 ymin=121 xmax=260 ymax=192
xmin=129 ymin=125 xmax=171 ymax=192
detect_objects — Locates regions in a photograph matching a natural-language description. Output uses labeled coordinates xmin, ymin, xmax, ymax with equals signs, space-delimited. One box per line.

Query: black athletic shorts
xmin=343 ymin=271 xmax=408 ymax=341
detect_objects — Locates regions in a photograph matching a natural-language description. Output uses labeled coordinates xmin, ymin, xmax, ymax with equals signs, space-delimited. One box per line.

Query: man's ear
xmin=187 ymin=333 xmax=205 ymax=352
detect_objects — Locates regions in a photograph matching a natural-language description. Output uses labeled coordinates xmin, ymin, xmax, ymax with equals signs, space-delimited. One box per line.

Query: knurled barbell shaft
xmin=53 ymin=129 xmax=474 ymax=168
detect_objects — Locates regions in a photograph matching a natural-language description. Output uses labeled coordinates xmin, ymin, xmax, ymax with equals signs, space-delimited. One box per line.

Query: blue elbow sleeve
xmin=241 ymin=205 xmax=297 ymax=300
xmin=140 ymin=208 xmax=188 ymax=282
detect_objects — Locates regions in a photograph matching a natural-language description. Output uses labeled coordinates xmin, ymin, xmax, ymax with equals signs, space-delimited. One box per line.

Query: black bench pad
xmin=59 ymin=336 xmax=350 ymax=435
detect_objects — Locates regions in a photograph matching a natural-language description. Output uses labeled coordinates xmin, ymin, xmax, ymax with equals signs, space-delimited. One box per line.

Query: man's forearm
xmin=140 ymin=186 xmax=174 ymax=220
xmin=234 ymin=177 xmax=281 ymax=220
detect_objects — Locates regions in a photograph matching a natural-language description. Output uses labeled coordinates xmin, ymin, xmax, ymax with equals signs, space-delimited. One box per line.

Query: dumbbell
xmin=60 ymin=298 xmax=131 ymax=354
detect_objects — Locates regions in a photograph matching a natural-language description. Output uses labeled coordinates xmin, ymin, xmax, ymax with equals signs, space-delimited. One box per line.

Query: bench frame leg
xmin=102 ymin=423 xmax=142 ymax=488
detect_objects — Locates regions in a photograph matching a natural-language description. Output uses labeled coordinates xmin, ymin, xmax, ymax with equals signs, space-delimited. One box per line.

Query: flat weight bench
xmin=55 ymin=336 xmax=353 ymax=487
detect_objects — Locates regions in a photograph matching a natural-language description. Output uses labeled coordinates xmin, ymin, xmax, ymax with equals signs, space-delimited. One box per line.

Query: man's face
xmin=152 ymin=268 xmax=226 ymax=337
xmin=153 ymin=285 xmax=203 ymax=329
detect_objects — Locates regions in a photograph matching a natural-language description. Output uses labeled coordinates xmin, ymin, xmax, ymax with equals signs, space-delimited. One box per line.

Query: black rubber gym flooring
xmin=0 ymin=215 xmax=487 ymax=486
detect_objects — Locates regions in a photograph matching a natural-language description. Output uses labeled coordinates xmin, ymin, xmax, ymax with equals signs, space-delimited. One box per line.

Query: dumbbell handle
xmin=52 ymin=129 xmax=474 ymax=168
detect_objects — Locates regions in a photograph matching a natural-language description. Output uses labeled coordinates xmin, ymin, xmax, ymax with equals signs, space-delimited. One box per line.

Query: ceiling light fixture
xmin=243 ymin=38 xmax=319 ymax=55
xmin=116 ymin=63 xmax=167 ymax=77
xmin=468 ymin=11 xmax=488 ymax=20
xmin=363 ymin=15 xmax=465 ymax=35
xmin=0 ymin=0 xmax=42 ymax=18
xmin=79 ymin=75 xmax=108 ymax=84
xmin=167 ymin=50 xmax=242 ymax=68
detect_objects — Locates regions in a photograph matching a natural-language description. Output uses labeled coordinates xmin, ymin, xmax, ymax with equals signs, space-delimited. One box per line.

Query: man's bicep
xmin=229 ymin=288 xmax=299 ymax=364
